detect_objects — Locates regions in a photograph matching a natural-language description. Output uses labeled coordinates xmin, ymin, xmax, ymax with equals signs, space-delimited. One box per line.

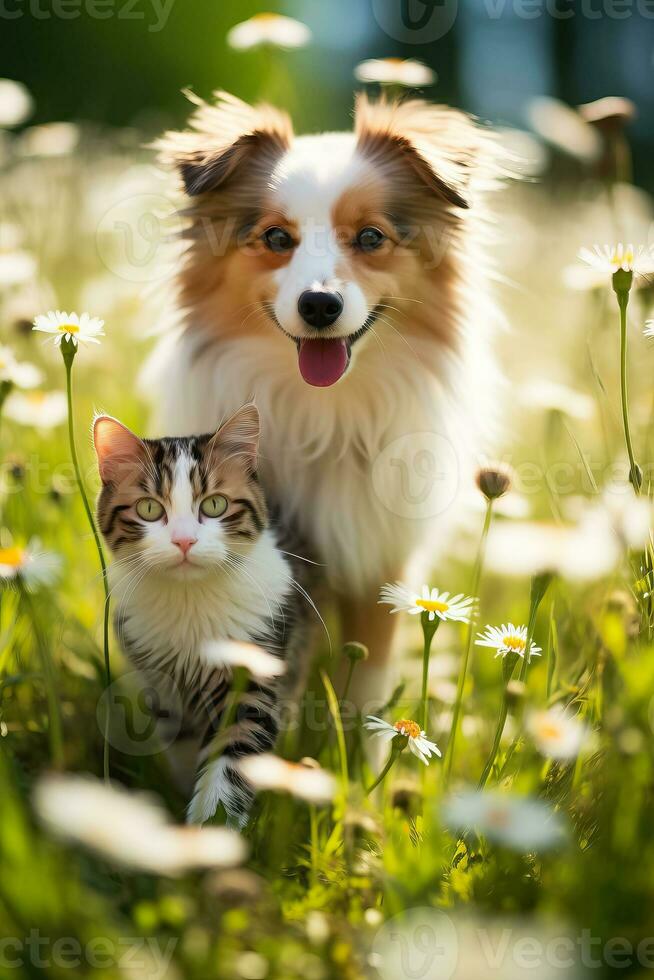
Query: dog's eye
xmin=356 ymin=227 xmax=386 ymax=252
xmin=136 ymin=497 xmax=165 ymax=522
xmin=200 ymin=494 xmax=228 ymax=519
xmin=262 ymin=227 xmax=295 ymax=254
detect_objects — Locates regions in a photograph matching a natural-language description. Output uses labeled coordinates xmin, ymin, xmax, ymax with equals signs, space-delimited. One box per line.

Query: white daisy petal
xmin=227 ymin=13 xmax=311 ymax=51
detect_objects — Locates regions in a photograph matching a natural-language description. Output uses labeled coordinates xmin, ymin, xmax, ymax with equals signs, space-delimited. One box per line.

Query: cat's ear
xmin=93 ymin=415 xmax=146 ymax=486
xmin=210 ymin=403 xmax=260 ymax=473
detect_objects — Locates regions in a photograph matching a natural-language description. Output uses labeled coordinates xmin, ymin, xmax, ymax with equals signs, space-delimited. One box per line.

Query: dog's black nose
xmin=298 ymin=290 xmax=344 ymax=329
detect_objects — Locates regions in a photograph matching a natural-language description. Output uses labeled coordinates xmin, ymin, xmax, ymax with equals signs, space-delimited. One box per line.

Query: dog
xmin=151 ymin=90 xmax=499 ymax=711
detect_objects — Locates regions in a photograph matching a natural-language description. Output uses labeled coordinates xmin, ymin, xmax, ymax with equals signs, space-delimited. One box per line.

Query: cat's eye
xmin=200 ymin=494 xmax=228 ymax=519
xmin=136 ymin=497 xmax=165 ymax=522
xmin=262 ymin=226 xmax=295 ymax=254
xmin=356 ymin=226 xmax=386 ymax=252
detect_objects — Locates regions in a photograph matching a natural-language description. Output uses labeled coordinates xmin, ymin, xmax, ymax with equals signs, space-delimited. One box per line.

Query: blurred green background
xmin=2 ymin=0 xmax=654 ymax=184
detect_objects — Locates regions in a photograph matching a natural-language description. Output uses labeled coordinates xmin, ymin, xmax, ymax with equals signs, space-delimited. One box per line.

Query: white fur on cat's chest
xmin=111 ymin=531 xmax=293 ymax=674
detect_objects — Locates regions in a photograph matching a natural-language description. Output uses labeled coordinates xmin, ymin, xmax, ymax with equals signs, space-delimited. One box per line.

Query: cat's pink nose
xmin=172 ymin=536 xmax=197 ymax=556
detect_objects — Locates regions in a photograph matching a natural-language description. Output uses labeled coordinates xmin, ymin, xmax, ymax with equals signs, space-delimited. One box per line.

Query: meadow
xmin=2 ymin=41 xmax=654 ymax=980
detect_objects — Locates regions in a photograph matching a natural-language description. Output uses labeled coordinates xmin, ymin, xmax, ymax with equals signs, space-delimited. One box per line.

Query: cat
xmin=93 ymin=402 xmax=320 ymax=826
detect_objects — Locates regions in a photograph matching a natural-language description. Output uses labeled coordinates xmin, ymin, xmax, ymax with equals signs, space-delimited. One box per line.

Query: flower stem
xmin=63 ymin=348 xmax=112 ymax=781
xmin=21 ymin=586 xmax=64 ymax=769
xmin=365 ymin=741 xmax=403 ymax=796
xmin=478 ymin=653 xmax=518 ymax=790
xmin=444 ymin=498 xmax=493 ymax=784
xmin=420 ymin=614 xmax=440 ymax=733
xmin=616 ymin=287 xmax=641 ymax=493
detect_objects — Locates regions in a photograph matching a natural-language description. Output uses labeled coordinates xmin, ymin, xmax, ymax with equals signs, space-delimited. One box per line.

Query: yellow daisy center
xmin=27 ymin=392 xmax=46 ymax=405
xmin=537 ymin=721 xmax=563 ymax=740
xmin=416 ymin=598 xmax=449 ymax=614
xmin=486 ymin=806 xmax=511 ymax=829
xmin=394 ymin=719 xmax=421 ymax=739
xmin=503 ymin=635 xmax=526 ymax=653
xmin=385 ymin=58 xmax=405 ymax=65
xmin=58 ymin=322 xmax=78 ymax=334
xmin=0 ymin=546 xmax=25 ymax=568
xmin=252 ymin=12 xmax=280 ymax=22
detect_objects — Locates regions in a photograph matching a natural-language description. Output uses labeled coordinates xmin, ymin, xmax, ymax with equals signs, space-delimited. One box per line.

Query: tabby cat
xmin=93 ymin=403 xmax=319 ymax=826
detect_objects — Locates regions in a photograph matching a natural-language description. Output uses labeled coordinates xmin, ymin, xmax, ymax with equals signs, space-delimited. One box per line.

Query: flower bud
xmin=343 ymin=641 xmax=369 ymax=663
xmin=475 ymin=463 xmax=513 ymax=501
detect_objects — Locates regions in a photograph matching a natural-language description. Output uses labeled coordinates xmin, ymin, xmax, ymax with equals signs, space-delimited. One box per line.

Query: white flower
xmin=644 ymin=320 xmax=654 ymax=339
xmin=355 ymin=58 xmax=435 ymax=88
xmin=0 ymin=540 xmax=61 ymax=590
xmin=202 ymin=640 xmax=286 ymax=681
xmin=527 ymin=706 xmax=588 ymax=761
xmin=527 ymin=96 xmax=601 ymax=162
xmin=485 ymin=512 xmax=621 ymax=582
xmin=476 ymin=623 xmax=542 ymax=662
xmin=238 ymin=755 xmax=336 ymax=804
xmin=364 ymin=716 xmax=441 ymax=765
xmin=34 ymin=774 xmax=247 ymax=876
xmin=0 ymin=251 xmax=36 ymax=288
xmin=442 ymin=789 xmax=566 ymax=851
xmin=518 ymin=379 xmax=595 ymax=421
xmin=578 ymin=243 xmax=654 ymax=278
xmin=33 ymin=310 xmax=104 ymax=347
xmin=227 ymin=13 xmax=311 ymax=50
xmin=18 ymin=121 xmax=79 ymax=158
xmin=4 ymin=390 xmax=67 ymax=429
xmin=0 ymin=78 xmax=33 ymax=128
xmin=0 ymin=345 xmax=42 ymax=389
xmin=379 ymin=582 xmax=475 ymax=624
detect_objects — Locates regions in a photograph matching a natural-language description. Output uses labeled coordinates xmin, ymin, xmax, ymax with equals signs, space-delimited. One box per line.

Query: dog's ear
xmin=354 ymin=93 xmax=488 ymax=211
xmin=158 ymin=91 xmax=294 ymax=196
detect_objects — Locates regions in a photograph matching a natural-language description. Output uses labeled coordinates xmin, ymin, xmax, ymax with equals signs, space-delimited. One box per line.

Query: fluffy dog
xmin=153 ymin=91 xmax=499 ymax=707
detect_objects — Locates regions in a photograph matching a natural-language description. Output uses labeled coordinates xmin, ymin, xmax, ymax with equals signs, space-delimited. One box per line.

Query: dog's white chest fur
xmin=153 ymin=329 xmax=474 ymax=594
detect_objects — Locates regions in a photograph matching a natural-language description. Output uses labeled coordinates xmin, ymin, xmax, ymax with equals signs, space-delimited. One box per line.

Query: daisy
xmin=4 ymin=390 xmax=67 ymax=429
xmin=0 ymin=78 xmax=33 ymax=128
xmin=527 ymin=96 xmax=600 ymax=163
xmin=34 ymin=774 xmax=246 ymax=876
xmin=578 ymin=243 xmax=654 ymax=279
xmin=33 ymin=310 xmax=104 ymax=347
xmin=476 ymin=623 xmax=542 ymax=661
xmin=0 ymin=344 xmax=42 ymax=390
xmin=518 ymin=378 xmax=595 ymax=421
xmin=442 ymin=789 xmax=566 ymax=851
xmin=485 ymin=514 xmax=620 ymax=583
xmin=238 ymin=754 xmax=336 ymax=804
xmin=227 ymin=13 xmax=311 ymax=51
xmin=0 ymin=250 xmax=36 ymax=288
xmin=354 ymin=58 xmax=435 ymax=88
xmin=527 ymin=705 xmax=588 ymax=761
xmin=364 ymin=716 xmax=441 ymax=765
xmin=202 ymin=640 xmax=286 ymax=681
xmin=379 ymin=582 xmax=475 ymax=624
xmin=0 ymin=540 xmax=61 ymax=591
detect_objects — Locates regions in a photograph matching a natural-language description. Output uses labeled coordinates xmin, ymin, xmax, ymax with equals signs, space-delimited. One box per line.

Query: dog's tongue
xmin=298 ymin=338 xmax=349 ymax=387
